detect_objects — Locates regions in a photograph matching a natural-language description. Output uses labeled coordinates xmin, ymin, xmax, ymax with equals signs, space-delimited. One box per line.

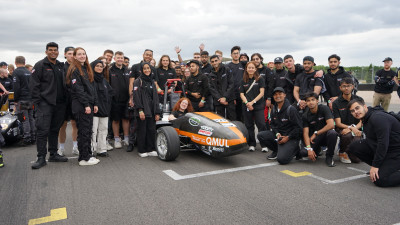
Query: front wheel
xmin=156 ymin=126 xmax=180 ymax=161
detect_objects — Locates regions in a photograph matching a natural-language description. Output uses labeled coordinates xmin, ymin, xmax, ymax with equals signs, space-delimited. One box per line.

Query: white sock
xmin=59 ymin=143 xmax=65 ymax=150
xmin=115 ymin=137 xmax=121 ymax=142
xmin=73 ymin=141 xmax=78 ymax=148
xmin=124 ymin=136 xmax=129 ymax=142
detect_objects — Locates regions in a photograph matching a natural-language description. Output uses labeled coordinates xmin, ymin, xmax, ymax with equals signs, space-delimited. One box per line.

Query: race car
xmin=156 ymin=112 xmax=248 ymax=161
xmin=0 ymin=92 xmax=22 ymax=143
xmin=155 ymin=79 xmax=248 ymax=161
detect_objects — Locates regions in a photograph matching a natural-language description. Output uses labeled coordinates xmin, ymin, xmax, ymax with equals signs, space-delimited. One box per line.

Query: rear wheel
xmin=156 ymin=126 xmax=180 ymax=161
xmin=232 ymin=121 xmax=248 ymax=141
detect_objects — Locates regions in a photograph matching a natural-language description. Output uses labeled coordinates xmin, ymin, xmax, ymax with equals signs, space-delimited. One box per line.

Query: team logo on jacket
xmin=318 ymin=117 xmax=324 ymax=121
xmin=72 ymin=79 xmax=76 ymax=84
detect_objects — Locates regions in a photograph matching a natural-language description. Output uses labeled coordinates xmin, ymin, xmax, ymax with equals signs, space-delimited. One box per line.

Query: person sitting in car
xmin=168 ymin=97 xmax=194 ymax=120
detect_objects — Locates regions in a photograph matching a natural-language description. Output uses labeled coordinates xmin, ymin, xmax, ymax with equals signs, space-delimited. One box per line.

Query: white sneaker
xmin=249 ymin=146 xmax=255 ymax=151
xmin=114 ymin=140 xmax=122 ymax=149
xmin=106 ymin=143 xmax=114 ymax=151
xmin=138 ymin=152 xmax=148 ymax=157
xmin=72 ymin=146 xmax=79 ymax=155
xmin=261 ymin=147 xmax=269 ymax=152
xmin=147 ymin=151 xmax=158 ymax=157
xmin=89 ymin=157 xmax=100 ymax=163
xmin=79 ymin=158 xmax=99 ymax=166
xmin=57 ymin=148 xmax=65 ymax=156
xmin=122 ymin=140 xmax=129 ymax=146
xmin=339 ymin=152 xmax=351 ymax=164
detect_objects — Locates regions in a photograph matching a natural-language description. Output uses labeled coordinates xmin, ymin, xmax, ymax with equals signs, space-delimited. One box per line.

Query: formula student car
xmin=0 ymin=92 xmax=22 ymax=143
xmin=155 ymin=79 xmax=248 ymax=161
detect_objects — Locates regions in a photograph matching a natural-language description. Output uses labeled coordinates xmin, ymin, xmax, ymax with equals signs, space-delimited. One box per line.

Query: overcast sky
xmin=1 ymin=0 xmax=400 ymax=67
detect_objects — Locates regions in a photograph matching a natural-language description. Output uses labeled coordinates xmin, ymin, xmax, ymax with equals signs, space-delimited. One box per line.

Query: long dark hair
xmin=66 ymin=47 xmax=93 ymax=84
xmin=243 ymin=61 xmax=260 ymax=83
xmin=97 ymin=56 xmax=110 ymax=82
xmin=157 ymin=55 xmax=172 ymax=69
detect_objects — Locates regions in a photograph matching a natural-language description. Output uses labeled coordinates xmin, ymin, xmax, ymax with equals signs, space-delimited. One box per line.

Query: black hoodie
xmin=208 ymin=64 xmax=235 ymax=104
xmin=91 ymin=60 xmax=114 ymax=117
xmin=133 ymin=63 xmax=160 ymax=117
xmin=362 ymin=106 xmax=400 ymax=168
xmin=258 ymin=65 xmax=274 ymax=100
xmin=272 ymin=68 xmax=295 ymax=104
xmin=270 ymin=99 xmax=303 ymax=140
xmin=322 ymin=66 xmax=351 ymax=101
xmin=69 ymin=65 xmax=98 ymax=114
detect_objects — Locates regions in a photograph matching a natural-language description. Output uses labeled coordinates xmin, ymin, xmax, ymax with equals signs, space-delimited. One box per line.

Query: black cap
xmin=64 ymin=46 xmax=74 ymax=53
xmin=274 ymin=57 xmax=283 ymax=63
xmin=187 ymin=60 xmax=200 ymax=66
xmin=383 ymin=57 xmax=392 ymax=62
xmin=272 ymin=87 xmax=285 ymax=94
xmin=0 ymin=62 xmax=7 ymax=67
xmin=240 ymin=53 xmax=249 ymax=61
xmin=303 ymin=56 xmax=314 ymax=63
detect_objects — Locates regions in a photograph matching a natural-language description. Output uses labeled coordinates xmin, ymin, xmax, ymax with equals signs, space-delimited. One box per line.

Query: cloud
xmin=1 ymin=0 xmax=400 ymax=67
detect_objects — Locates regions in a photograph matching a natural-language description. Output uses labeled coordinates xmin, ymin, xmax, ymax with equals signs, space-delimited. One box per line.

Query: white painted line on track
xmin=309 ymin=174 xmax=368 ymax=184
xmin=347 ymin=167 xmax=368 ymax=173
xmin=30 ymin=156 xmax=78 ymax=163
xmin=163 ymin=162 xmax=279 ymax=180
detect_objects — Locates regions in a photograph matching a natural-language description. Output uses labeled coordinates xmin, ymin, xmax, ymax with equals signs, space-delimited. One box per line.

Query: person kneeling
xmin=348 ymin=100 xmax=400 ymax=187
xmin=257 ymin=87 xmax=302 ymax=164
xmin=300 ymin=92 xmax=337 ymax=167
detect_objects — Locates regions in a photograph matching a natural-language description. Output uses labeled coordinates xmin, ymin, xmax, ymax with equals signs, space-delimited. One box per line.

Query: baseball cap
xmin=272 ymin=87 xmax=285 ymax=95
xmin=274 ymin=57 xmax=283 ymax=63
xmin=0 ymin=62 xmax=7 ymax=67
xmin=64 ymin=46 xmax=74 ymax=53
xmin=303 ymin=56 xmax=314 ymax=63
xmin=382 ymin=57 xmax=392 ymax=62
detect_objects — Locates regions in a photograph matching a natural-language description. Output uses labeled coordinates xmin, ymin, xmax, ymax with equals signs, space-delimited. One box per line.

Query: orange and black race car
xmin=155 ymin=112 xmax=248 ymax=161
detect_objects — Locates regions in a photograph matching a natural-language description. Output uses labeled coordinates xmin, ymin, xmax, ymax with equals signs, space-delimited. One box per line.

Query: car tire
xmin=156 ymin=126 xmax=180 ymax=161
xmin=232 ymin=121 xmax=249 ymax=141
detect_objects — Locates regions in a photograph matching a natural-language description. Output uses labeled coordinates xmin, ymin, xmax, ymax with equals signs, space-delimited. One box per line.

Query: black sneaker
xmin=0 ymin=154 xmax=4 ymax=168
xmin=18 ymin=140 xmax=31 ymax=147
xmin=97 ymin=152 xmax=108 ymax=157
xmin=325 ymin=155 xmax=336 ymax=167
xmin=267 ymin=151 xmax=277 ymax=160
xmin=126 ymin=144 xmax=134 ymax=152
xmin=48 ymin=154 xmax=68 ymax=162
xmin=32 ymin=157 xmax=46 ymax=169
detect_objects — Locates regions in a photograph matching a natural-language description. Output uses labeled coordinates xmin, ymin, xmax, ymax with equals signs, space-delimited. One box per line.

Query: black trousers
xmin=35 ymin=101 xmax=66 ymax=158
xmin=129 ymin=116 xmax=137 ymax=145
xmin=348 ymin=139 xmax=400 ymax=187
xmin=136 ymin=116 xmax=156 ymax=153
xmin=74 ymin=110 xmax=94 ymax=161
xmin=235 ymin=97 xmax=243 ymax=121
xmin=242 ymin=107 xmax=266 ymax=147
xmin=214 ymin=101 xmax=236 ymax=121
xmin=300 ymin=130 xmax=337 ymax=157
xmin=257 ymin=130 xmax=300 ymax=165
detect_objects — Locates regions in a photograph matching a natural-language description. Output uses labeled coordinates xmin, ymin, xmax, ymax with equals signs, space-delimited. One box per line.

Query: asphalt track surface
xmin=1 ymin=91 xmax=400 ymax=225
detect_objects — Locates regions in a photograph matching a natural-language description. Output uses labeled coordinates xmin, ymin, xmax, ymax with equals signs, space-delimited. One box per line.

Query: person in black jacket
xmin=257 ymin=87 xmax=303 ymax=163
xmin=209 ymin=55 xmax=235 ymax=120
xmin=227 ymin=46 xmax=245 ymax=121
xmin=30 ymin=42 xmax=68 ymax=169
xmin=185 ymin=60 xmax=210 ymax=112
xmin=372 ymin=57 xmax=398 ymax=111
xmin=299 ymin=92 xmax=337 ymax=167
xmin=322 ymin=54 xmax=352 ymax=110
xmin=109 ymin=51 xmax=131 ymax=148
xmin=251 ymin=53 xmax=274 ymax=108
xmin=240 ymin=61 xmax=267 ymax=151
xmin=133 ymin=63 xmax=160 ymax=157
xmin=348 ymin=100 xmax=400 ymax=187
xmin=0 ymin=68 xmax=13 ymax=93
xmin=155 ymin=55 xmax=177 ymax=103
xmin=271 ymin=57 xmax=295 ymax=104
xmin=12 ymin=56 xmax=35 ymax=146
xmin=91 ymin=60 xmax=113 ymax=157
xmin=67 ymin=47 xmax=99 ymax=166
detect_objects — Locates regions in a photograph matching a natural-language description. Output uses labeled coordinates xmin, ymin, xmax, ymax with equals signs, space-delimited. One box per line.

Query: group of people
xmin=0 ymin=42 xmax=399 ymax=187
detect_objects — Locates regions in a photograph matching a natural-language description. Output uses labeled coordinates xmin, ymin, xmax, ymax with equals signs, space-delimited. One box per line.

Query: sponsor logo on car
xmin=221 ymin=123 xmax=236 ymax=127
xmin=189 ymin=117 xmax=201 ymax=126
xmin=209 ymin=146 xmax=224 ymax=152
xmin=200 ymin=126 xmax=213 ymax=132
xmin=192 ymin=135 xmax=206 ymax=143
xmin=206 ymin=137 xmax=229 ymax=147
xmin=198 ymin=129 xmax=212 ymax=136
xmin=214 ymin=119 xmax=228 ymax=123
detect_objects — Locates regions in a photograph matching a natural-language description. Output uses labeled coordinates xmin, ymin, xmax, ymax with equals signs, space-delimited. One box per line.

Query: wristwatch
xmin=253 ymin=100 xmax=256 ymax=104
xmin=314 ymin=131 xmax=318 ymax=136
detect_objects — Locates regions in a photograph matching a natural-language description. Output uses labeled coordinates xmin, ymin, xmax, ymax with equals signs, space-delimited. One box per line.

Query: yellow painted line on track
xmin=281 ymin=170 xmax=312 ymax=177
xmin=28 ymin=207 xmax=67 ymax=225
